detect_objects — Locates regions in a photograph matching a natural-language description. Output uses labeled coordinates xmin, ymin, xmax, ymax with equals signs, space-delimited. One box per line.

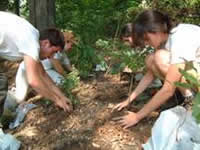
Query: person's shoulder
xmin=0 ymin=11 xmax=15 ymax=17
xmin=170 ymin=23 xmax=200 ymax=38
xmin=0 ymin=11 xmax=38 ymax=34
xmin=0 ymin=11 xmax=24 ymax=23
xmin=176 ymin=23 xmax=200 ymax=32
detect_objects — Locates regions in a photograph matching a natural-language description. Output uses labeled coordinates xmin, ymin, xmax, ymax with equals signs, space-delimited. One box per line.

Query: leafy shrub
xmin=144 ymin=0 xmax=200 ymax=25
xmin=96 ymin=39 xmax=153 ymax=74
xmin=175 ymin=63 xmax=200 ymax=123
xmin=55 ymin=0 xmax=140 ymax=78
xmin=68 ymin=41 xmax=101 ymax=78
xmin=60 ymin=68 xmax=80 ymax=105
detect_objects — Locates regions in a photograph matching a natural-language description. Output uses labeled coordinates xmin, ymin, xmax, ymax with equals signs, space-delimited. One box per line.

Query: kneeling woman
xmin=114 ymin=10 xmax=199 ymax=128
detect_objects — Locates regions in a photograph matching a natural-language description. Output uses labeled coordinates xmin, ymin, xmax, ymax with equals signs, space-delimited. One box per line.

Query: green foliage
xmin=175 ymin=68 xmax=200 ymax=92
xmin=192 ymin=93 xmax=200 ymax=123
xmin=175 ymin=82 xmax=195 ymax=89
xmin=56 ymin=0 xmax=139 ymax=40
xmin=96 ymin=39 xmax=153 ymax=74
xmin=61 ymin=68 xmax=80 ymax=92
xmin=0 ymin=0 xmax=18 ymax=13
xmin=40 ymin=98 xmax=53 ymax=107
xmin=60 ymin=68 xmax=80 ymax=105
xmin=20 ymin=0 xmax=29 ymax=19
xmin=144 ymin=0 xmax=200 ymax=25
xmin=55 ymin=0 xmax=140 ymax=78
xmin=175 ymin=66 xmax=200 ymax=122
xmin=68 ymin=41 xmax=101 ymax=78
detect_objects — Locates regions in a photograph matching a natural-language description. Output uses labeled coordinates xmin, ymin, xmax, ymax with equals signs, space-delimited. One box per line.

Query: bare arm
xmin=50 ymin=58 xmax=65 ymax=76
xmin=114 ymin=70 xmax=155 ymax=111
xmin=50 ymin=58 xmax=72 ymax=75
xmin=129 ymin=70 xmax=155 ymax=102
xmin=24 ymin=55 xmax=72 ymax=112
xmin=117 ymin=64 xmax=182 ymax=128
xmin=137 ymin=64 xmax=182 ymax=120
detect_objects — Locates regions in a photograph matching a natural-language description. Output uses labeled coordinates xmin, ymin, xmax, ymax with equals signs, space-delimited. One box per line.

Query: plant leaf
xmin=192 ymin=93 xmax=200 ymax=123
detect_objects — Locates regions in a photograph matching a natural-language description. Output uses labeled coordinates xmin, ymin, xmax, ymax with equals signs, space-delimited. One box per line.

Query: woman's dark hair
xmin=120 ymin=23 xmax=133 ymax=38
xmin=133 ymin=10 xmax=172 ymax=47
xmin=39 ymin=28 xmax=65 ymax=49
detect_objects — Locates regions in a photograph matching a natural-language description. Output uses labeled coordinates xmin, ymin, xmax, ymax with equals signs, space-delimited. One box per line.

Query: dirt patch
xmin=2 ymin=61 xmax=159 ymax=150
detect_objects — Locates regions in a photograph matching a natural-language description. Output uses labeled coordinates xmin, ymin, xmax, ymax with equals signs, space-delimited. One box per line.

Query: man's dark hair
xmin=133 ymin=10 xmax=172 ymax=47
xmin=39 ymin=28 xmax=65 ymax=49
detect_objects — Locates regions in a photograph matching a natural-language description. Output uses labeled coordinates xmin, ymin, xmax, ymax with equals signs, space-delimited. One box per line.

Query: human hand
xmin=55 ymin=97 xmax=73 ymax=112
xmin=114 ymin=111 xmax=140 ymax=129
xmin=112 ymin=98 xmax=131 ymax=112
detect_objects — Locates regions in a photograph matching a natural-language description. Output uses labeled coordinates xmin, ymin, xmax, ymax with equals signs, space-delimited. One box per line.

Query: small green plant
xmin=60 ymin=68 xmax=80 ymax=106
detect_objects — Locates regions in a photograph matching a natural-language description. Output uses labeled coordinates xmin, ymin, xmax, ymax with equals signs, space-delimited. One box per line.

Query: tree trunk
xmin=28 ymin=0 xmax=56 ymax=31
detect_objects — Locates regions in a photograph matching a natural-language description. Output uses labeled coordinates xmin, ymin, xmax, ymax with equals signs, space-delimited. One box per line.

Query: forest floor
xmin=2 ymin=60 xmax=162 ymax=150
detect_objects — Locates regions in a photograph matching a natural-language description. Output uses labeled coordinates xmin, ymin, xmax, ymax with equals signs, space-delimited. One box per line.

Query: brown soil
xmin=2 ymin=61 xmax=159 ymax=150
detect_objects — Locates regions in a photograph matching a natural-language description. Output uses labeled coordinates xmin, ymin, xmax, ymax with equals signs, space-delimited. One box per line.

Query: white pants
xmin=15 ymin=62 xmax=64 ymax=103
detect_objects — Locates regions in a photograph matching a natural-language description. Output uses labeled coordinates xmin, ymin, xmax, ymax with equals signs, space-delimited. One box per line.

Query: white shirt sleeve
xmin=0 ymin=12 xmax=40 ymax=62
xmin=170 ymin=34 xmax=196 ymax=64
xmin=17 ymin=28 xmax=40 ymax=61
xmin=165 ymin=24 xmax=200 ymax=64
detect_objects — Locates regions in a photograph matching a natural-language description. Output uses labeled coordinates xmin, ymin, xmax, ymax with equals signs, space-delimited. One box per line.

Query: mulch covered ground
xmin=3 ymin=61 xmax=160 ymax=150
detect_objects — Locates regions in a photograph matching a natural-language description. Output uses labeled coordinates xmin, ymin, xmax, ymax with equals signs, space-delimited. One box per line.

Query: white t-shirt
xmin=42 ymin=52 xmax=70 ymax=70
xmin=0 ymin=11 xmax=40 ymax=61
xmin=165 ymin=24 xmax=200 ymax=64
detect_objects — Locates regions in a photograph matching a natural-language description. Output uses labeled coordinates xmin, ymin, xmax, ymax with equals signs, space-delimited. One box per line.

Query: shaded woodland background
xmin=1 ymin=0 xmax=200 ymax=77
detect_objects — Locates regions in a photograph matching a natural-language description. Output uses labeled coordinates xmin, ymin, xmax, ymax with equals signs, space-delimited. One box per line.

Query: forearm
xmin=28 ymin=62 xmax=65 ymax=103
xmin=54 ymin=65 xmax=65 ymax=76
xmin=137 ymin=87 xmax=174 ymax=120
xmin=37 ymin=66 xmax=67 ymax=102
xmin=129 ymin=70 xmax=154 ymax=102
xmin=33 ymin=78 xmax=58 ymax=101
xmin=137 ymin=64 xmax=183 ymax=120
xmin=32 ymin=67 xmax=72 ymax=111
xmin=51 ymin=59 xmax=65 ymax=76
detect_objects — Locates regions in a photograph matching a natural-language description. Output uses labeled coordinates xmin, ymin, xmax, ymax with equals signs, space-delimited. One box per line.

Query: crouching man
xmin=0 ymin=11 xmax=73 ymax=116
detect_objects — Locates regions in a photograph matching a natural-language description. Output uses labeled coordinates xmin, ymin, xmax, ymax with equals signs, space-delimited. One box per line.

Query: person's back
xmin=0 ymin=11 xmax=40 ymax=61
xmin=165 ymin=23 xmax=200 ymax=64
